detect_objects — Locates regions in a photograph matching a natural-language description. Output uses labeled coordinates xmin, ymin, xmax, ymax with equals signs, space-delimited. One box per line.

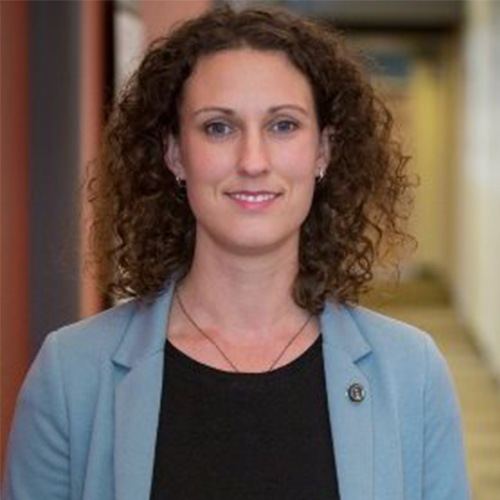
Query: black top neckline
xmin=151 ymin=331 xmax=339 ymax=500
xmin=164 ymin=333 xmax=323 ymax=382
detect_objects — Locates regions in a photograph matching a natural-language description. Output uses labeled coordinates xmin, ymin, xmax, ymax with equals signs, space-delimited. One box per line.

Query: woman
xmin=3 ymin=5 xmax=470 ymax=500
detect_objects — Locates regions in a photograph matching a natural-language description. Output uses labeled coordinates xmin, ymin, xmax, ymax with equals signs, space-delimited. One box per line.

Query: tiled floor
xmin=369 ymin=297 xmax=500 ymax=500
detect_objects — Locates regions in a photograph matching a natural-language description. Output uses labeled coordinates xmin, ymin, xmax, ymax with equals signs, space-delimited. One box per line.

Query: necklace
xmin=174 ymin=288 xmax=313 ymax=373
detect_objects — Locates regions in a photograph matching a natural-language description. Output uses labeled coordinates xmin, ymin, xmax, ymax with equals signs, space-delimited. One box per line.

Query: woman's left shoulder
xmin=325 ymin=302 xmax=451 ymax=381
xmin=327 ymin=305 xmax=471 ymax=498
xmin=346 ymin=304 xmax=441 ymax=358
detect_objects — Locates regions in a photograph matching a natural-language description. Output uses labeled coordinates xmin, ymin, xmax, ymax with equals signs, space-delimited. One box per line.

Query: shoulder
xmin=328 ymin=305 xmax=470 ymax=496
xmin=324 ymin=302 xmax=450 ymax=390
xmin=25 ymin=286 xmax=172 ymax=397
xmin=15 ymin=296 xmax=160 ymax=436
xmin=17 ymin=300 xmax=138 ymax=401
xmin=344 ymin=304 xmax=441 ymax=365
xmin=48 ymin=298 xmax=141 ymax=363
xmin=342 ymin=305 xmax=460 ymax=422
xmin=27 ymin=296 xmax=161 ymax=394
xmin=348 ymin=305 xmax=429 ymax=347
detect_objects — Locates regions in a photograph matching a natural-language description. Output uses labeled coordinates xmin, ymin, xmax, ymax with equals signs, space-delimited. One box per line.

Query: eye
xmin=205 ymin=121 xmax=233 ymax=137
xmin=270 ymin=119 xmax=299 ymax=134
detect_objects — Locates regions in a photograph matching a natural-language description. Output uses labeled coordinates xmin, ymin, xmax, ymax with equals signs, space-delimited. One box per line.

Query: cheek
xmin=275 ymin=144 xmax=318 ymax=182
xmin=183 ymin=143 xmax=232 ymax=186
xmin=182 ymin=150 xmax=233 ymax=215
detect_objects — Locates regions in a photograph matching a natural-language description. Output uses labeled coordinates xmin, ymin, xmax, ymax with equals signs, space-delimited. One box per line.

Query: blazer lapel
xmin=112 ymin=285 xmax=174 ymax=500
xmin=110 ymin=284 xmax=374 ymax=500
xmin=321 ymin=302 xmax=374 ymax=500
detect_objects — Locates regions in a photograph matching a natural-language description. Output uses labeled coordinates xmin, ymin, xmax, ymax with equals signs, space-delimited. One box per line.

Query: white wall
xmin=457 ymin=0 xmax=500 ymax=380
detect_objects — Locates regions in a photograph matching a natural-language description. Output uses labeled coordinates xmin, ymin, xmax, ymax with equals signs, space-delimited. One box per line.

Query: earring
xmin=316 ymin=158 xmax=327 ymax=181
xmin=174 ymin=175 xmax=187 ymax=202
xmin=315 ymin=169 xmax=326 ymax=183
xmin=175 ymin=175 xmax=186 ymax=189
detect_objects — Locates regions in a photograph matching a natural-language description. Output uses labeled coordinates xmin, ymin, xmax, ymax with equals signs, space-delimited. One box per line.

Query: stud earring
xmin=175 ymin=175 xmax=186 ymax=188
xmin=315 ymin=169 xmax=326 ymax=183
xmin=174 ymin=175 xmax=187 ymax=201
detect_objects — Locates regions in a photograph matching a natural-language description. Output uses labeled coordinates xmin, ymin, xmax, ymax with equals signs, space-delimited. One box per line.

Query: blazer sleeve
xmin=422 ymin=334 xmax=471 ymax=499
xmin=2 ymin=331 xmax=71 ymax=500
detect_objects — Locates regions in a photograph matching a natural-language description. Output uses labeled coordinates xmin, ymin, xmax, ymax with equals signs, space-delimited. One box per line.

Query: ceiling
xmin=225 ymin=0 xmax=464 ymax=30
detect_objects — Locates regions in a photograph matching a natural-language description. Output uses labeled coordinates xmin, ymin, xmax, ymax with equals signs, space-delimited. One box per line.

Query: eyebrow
xmin=192 ymin=104 xmax=310 ymax=118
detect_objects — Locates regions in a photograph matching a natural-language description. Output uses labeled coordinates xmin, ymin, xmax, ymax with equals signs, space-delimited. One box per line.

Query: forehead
xmin=179 ymin=48 xmax=315 ymax=114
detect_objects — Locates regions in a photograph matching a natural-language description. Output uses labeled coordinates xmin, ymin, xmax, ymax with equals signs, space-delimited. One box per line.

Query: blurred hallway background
xmin=2 ymin=0 xmax=499 ymax=496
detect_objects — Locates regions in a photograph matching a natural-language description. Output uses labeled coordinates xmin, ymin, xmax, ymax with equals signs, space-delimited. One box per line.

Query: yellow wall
xmin=457 ymin=0 xmax=500 ymax=379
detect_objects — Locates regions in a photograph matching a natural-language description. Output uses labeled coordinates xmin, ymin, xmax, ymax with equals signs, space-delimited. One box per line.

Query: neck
xmin=175 ymin=235 xmax=309 ymax=346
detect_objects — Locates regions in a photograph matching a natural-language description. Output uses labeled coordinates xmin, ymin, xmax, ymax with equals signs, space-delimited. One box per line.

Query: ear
xmin=165 ymin=134 xmax=186 ymax=180
xmin=316 ymin=126 xmax=332 ymax=175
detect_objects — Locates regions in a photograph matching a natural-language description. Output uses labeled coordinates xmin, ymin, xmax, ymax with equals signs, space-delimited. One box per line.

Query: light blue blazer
xmin=3 ymin=282 xmax=471 ymax=499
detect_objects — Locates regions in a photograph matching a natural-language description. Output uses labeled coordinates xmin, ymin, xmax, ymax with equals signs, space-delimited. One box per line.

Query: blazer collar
xmin=112 ymin=281 xmax=375 ymax=500
xmin=320 ymin=300 xmax=372 ymax=362
xmin=112 ymin=284 xmax=174 ymax=369
xmin=112 ymin=284 xmax=174 ymax=500
xmin=321 ymin=302 xmax=374 ymax=499
xmin=111 ymin=282 xmax=373 ymax=369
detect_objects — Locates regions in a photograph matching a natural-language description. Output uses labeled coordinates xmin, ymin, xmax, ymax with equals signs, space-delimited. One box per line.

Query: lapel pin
xmin=347 ymin=382 xmax=365 ymax=403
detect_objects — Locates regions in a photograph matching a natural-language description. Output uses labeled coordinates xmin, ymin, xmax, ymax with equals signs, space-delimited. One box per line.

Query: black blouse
xmin=150 ymin=334 xmax=340 ymax=500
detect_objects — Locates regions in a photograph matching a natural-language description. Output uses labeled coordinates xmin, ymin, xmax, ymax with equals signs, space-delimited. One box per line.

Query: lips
xmin=225 ymin=190 xmax=282 ymax=209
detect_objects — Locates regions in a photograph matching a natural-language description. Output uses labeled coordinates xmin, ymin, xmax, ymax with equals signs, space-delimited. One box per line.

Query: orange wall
xmin=0 ymin=0 xmax=213 ymax=475
xmin=140 ymin=0 xmax=212 ymax=43
xmin=0 ymin=0 xmax=31 ymax=474
xmin=79 ymin=0 xmax=107 ymax=318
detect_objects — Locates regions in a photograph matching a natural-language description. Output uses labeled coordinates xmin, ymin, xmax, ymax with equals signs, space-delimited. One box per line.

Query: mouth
xmin=225 ymin=190 xmax=282 ymax=209
xmin=227 ymin=191 xmax=281 ymax=202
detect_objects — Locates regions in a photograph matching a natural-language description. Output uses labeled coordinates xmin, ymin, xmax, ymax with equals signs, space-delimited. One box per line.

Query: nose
xmin=237 ymin=129 xmax=270 ymax=177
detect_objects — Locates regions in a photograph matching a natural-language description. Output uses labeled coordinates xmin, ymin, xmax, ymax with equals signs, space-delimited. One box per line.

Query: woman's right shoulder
xmin=3 ymin=299 xmax=150 ymax=498
xmin=43 ymin=298 xmax=141 ymax=367
xmin=26 ymin=283 xmax=173 ymax=390
xmin=15 ymin=299 xmax=145 ymax=416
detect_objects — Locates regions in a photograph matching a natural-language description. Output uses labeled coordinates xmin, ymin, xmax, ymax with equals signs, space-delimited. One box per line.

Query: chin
xmin=195 ymin=216 xmax=302 ymax=256
xmin=218 ymin=228 xmax=300 ymax=257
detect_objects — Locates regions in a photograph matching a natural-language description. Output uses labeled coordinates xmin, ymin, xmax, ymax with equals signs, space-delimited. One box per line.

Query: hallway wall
xmin=140 ymin=0 xmax=211 ymax=43
xmin=1 ymin=0 xmax=31 ymax=474
xmin=0 ymin=0 xmax=214 ymax=469
xmin=409 ymin=37 xmax=458 ymax=286
xmin=457 ymin=0 xmax=500 ymax=381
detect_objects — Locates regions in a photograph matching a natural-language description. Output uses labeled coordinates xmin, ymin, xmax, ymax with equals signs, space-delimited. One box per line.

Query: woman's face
xmin=167 ymin=47 xmax=330 ymax=257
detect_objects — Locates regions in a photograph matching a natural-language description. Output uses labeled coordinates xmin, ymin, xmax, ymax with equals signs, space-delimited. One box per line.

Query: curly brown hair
xmin=89 ymin=4 xmax=414 ymax=314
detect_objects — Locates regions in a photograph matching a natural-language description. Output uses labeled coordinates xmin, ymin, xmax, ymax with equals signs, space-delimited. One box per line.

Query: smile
xmin=225 ymin=191 xmax=282 ymax=210
xmin=227 ymin=192 xmax=280 ymax=202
